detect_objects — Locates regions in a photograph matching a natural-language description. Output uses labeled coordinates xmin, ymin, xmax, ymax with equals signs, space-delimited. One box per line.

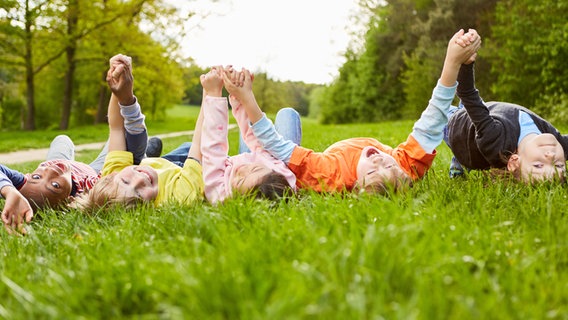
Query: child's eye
xmin=32 ymin=174 xmax=41 ymax=179
xmin=51 ymin=182 xmax=60 ymax=189
xmin=367 ymin=170 xmax=376 ymax=176
xmin=121 ymin=178 xmax=129 ymax=185
xmin=533 ymin=163 xmax=544 ymax=169
xmin=556 ymin=163 xmax=565 ymax=169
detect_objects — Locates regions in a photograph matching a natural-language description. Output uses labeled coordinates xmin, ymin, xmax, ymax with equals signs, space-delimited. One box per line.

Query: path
xmin=0 ymin=127 xmax=237 ymax=165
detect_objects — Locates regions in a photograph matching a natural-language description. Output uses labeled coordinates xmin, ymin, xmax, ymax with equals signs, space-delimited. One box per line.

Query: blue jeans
xmin=162 ymin=142 xmax=193 ymax=167
xmin=238 ymin=107 xmax=302 ymax=154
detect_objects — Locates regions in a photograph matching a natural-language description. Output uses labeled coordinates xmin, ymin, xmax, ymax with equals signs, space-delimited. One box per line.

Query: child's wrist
xmin=207 ymin=89 xmax=223 ymax=97
xmin=118 ymin=95 xmax=136 ymax=106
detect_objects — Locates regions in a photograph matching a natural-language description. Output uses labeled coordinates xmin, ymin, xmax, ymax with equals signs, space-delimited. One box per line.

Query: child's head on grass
xmin=507 ymin=133 xmax=566 ymax=183
xmin=232 ymin=163 xmax=292 ymax=200
xmin=73 ymin=165 xmax=158 ymax=211
xmin=19 ymin=162 xmax=74 ymax=211
xmin=355 ymin=146 xmax=412 ymax=194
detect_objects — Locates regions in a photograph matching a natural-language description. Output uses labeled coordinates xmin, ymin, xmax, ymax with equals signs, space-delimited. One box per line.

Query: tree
xmin=488 ymin=0 xmax=568 ymax=119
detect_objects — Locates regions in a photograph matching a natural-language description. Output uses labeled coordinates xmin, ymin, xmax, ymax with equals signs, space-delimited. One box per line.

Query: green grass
xmin=1 ymin=114 xmax=568 ymax=319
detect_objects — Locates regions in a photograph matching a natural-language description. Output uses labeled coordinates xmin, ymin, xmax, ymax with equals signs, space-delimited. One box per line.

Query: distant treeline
xmin=1 ymin=0 xmax=566 ymax=130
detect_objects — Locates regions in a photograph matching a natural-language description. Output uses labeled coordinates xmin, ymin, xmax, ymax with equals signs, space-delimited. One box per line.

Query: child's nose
xmin=544 ymin=150 xmax=556 ymax=159
xmin=132 ymin=174 xmax=147 ymax=187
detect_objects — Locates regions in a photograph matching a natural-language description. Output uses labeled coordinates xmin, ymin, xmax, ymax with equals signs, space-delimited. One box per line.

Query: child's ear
xmin=507 ymin=154 xmax=520 ymax=172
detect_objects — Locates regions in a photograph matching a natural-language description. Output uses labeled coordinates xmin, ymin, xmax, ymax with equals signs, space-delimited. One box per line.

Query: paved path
xmin=0 ymin=129 xmax=213 ymax=165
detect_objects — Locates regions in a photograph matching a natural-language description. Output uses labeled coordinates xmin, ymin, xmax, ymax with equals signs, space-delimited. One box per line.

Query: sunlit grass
xmin=1 ymin=111 xmax=567 ymax=319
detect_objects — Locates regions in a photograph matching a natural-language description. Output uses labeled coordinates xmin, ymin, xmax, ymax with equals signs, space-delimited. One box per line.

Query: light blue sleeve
xmin=411 ymin=80 xmax=458 ymax=153
xmin=517 ymin=111 xmax=541 ymax=144
xmin=251 ymin=115 xmax=296 ymax=164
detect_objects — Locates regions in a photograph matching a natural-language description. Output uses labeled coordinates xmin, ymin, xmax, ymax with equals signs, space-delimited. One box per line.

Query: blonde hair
xmin=71 ymin=173 xmax=143 ymax=212
xmin=356 ymin=171 xmax=413 ymax=195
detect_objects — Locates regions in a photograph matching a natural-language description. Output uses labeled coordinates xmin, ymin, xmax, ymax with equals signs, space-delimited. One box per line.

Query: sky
xmin=172 ymin=0 xmax=360 ymax=85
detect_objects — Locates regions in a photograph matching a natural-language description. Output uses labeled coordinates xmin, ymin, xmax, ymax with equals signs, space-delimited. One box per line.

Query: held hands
xmin=106 ymin=54 xmax=135 ymax=105
xmin=446 ymin=29 xmax=481 ymax=67
xmin=1 ymin=186 xmax=33 ymax=235
xmin=222 ymin=67 xmax=254 ymax=104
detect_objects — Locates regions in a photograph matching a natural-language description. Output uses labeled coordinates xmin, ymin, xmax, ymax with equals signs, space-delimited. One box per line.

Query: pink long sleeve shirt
xmin=200 ymin=96 xmax=296 ymax=204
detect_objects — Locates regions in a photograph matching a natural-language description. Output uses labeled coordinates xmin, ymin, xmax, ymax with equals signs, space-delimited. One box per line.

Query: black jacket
xmin=446 ymin=63 xmax=568 ymax=170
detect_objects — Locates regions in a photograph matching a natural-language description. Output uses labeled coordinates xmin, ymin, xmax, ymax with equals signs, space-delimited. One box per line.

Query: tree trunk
xmin=95 ymin=69 xmax=109 ymax=124
xmin=60 ymin=47 xmax=76 ymax=130
xmin=23 ymin=0 xmax=35 ymax=130
xmin=59 ymin=0 xmax=79 ymax=130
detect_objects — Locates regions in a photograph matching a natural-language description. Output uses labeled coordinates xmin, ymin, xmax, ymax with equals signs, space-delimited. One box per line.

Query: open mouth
xmin=366 ymin=148 xmax=379 ymax=158
xmin=137 ymin=168 xmax=154 ymax=185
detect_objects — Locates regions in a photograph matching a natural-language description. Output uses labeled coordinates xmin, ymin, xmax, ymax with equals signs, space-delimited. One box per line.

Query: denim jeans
xmin=238 ymin=107 xmax=302 ymax=154
xmin=162 ymin=142 xmax=193 ymax=167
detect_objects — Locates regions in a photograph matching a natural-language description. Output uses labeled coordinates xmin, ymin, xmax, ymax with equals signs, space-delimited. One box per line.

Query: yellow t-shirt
xmin=102 ymin=151 xmax=204 ymax=206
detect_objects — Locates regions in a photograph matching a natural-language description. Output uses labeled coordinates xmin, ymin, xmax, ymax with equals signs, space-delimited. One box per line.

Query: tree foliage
xmin=317 ymin=0 xmax=567 ymax=124
xmin=0 ymin=0 xmax=191 ymax=130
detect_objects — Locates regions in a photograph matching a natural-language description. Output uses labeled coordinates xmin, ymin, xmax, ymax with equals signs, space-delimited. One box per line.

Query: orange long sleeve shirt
xmin=287 ymin=135 xmax=435 ymax=192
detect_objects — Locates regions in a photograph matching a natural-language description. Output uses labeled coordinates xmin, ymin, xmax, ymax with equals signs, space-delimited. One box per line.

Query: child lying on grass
xmin=444 ymin=61 xmax=567 ymax=183
xmin=198 ymin=66 xmax=297 ymax=204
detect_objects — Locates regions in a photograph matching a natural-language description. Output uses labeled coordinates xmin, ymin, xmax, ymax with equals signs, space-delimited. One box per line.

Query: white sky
xmin=173 ymin=0 xmax=359 ymax=84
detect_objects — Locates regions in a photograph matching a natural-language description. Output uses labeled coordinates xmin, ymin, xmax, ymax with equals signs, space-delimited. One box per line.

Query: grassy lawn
xmin=1 ymin=111 xmax=567 ymax=319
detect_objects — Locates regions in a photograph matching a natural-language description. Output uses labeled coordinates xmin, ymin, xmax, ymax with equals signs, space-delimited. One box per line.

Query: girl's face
xmin=231 ymin=163 xmax=272 ymax=194
xmin=514 ymin=133 xmax=566 ymax=182
xmin=114 ymin=165 xmax=159 ymax=201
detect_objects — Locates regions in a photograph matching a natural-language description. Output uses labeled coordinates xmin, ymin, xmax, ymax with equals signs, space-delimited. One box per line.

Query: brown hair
xmin=249 ymin=171 xmax=293 ymax=200
xmin=70 ymin=173 xmax=143 ymax=212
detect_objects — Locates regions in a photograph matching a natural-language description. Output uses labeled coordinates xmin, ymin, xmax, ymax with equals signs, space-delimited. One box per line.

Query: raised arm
xmin=411 ymin=29 xmax=481 ymax=153
xmin=106 ymin=54 xmax=135 ymax=152
xmin=187 ymin=90 xmax=205 ymax=163
xmin=456 ymin=62 xmax=502 ymax=137
xmin=199 ymin=66 xmax=231 ymax=203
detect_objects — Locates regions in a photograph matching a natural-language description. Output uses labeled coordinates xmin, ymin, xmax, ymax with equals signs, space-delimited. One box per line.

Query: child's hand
xmin=454 ymin=29 xmax=479 ymax=65
xmin=106 ymin=54 xmax=135 ymax=105
xmin=200 ymin=66 xmax=224 ymax=97
xmin=445 ymin=29 xmax=481 ymax=67
xmin=1 ymin=186 xmax=33 ymax=235
xmin=223 ymin=67 xmax=254 ymax=103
